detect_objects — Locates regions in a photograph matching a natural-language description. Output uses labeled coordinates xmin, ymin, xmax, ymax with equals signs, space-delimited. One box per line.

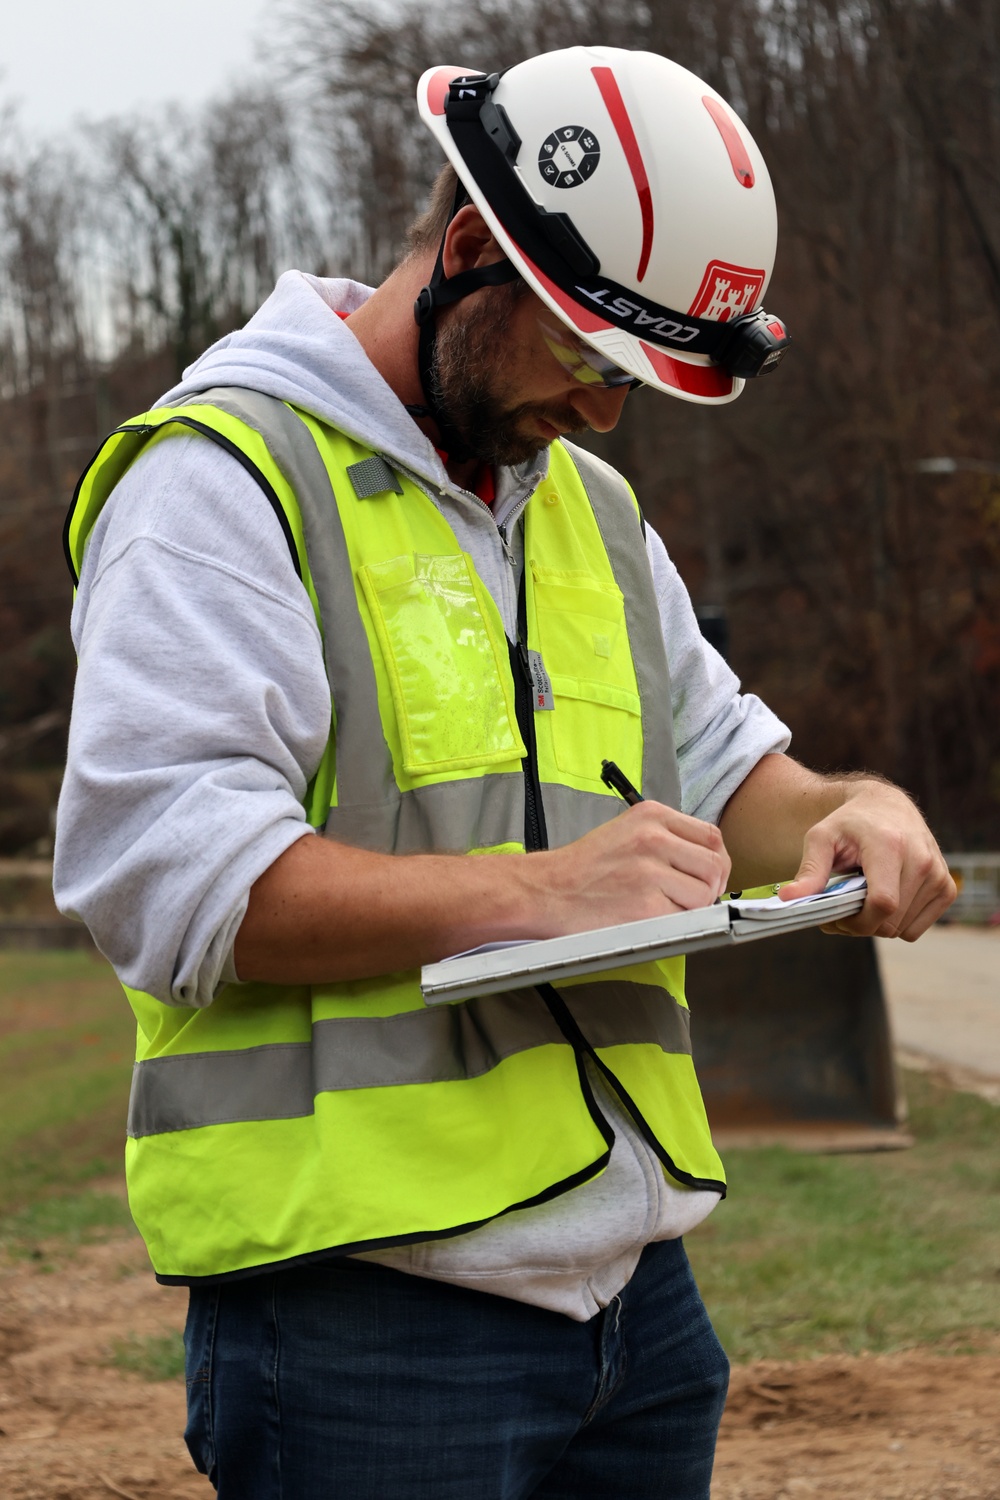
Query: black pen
xmin=600 ymin=759 xmax=644 ymax=806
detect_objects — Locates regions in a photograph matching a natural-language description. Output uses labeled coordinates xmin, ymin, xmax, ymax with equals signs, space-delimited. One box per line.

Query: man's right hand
xmin=534 ymin=801 xmax=732 ymax=936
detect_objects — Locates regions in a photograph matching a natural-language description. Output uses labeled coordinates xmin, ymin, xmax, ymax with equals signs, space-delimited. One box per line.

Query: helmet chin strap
xmin=410 ymin=203 xmax=520 ymax=464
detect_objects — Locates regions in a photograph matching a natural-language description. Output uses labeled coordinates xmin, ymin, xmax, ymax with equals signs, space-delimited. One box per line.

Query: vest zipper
xmin=510 ymin=636 xmax=548 ymax=852
xmin=507 ymin=540 xmax=548 ymax=853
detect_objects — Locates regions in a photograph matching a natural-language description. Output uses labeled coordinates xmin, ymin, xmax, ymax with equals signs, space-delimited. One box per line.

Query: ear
xmin=441 ymin=204 xmax=506 ymax=278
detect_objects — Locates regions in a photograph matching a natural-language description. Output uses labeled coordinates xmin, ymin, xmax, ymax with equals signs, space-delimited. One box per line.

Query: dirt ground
xmin=1 ymin=1228 xmax=998 ymax=1499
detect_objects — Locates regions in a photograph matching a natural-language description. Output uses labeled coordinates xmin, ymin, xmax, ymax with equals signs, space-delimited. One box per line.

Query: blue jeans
xmin=184 ymin=1237 xmax=728 ymax=1499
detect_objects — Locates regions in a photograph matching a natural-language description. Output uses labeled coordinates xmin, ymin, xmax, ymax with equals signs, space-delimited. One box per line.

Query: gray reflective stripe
xmin=185 ymin=388 xmax=399 ymax=825
xmin=563 ymin=442 xmax=682 ymax=810
xmin=564 ymin=980 xmax=691 ymax=1054
xmin=127 ymin=983 xmax=690 ymax=1138
xmin=326 ymin=778 xmax=630 ymax=857
xmin=326 ymin=771 xmax=525 ymax=854
xmin=127 ymin=1043 xmax=312 ymax=1138
xmin=538 ymin=780 xmax=620 ymax=852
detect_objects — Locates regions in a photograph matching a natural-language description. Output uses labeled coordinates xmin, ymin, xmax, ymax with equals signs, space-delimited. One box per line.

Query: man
xmin=55 ymin=47 xmax=954 ymax=1500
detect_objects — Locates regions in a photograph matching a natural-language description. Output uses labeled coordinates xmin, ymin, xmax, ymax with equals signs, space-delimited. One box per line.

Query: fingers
xmin=876 ymin=859 xmax=957 ymax=941
xmin=851 ymin=826 xmax=907 ymax=932
xmin=803 ymin=822 xmax=953 ymax=936
xmin=777 ymin=824 xmax=839 ymax=902
xmin=644 ymin=865 xmax=726 ymax=912
xmin=625 ymin=802 xmax=732 ymax=904
xmin=635 ymin=799 xmax=729 ymax=851
xmin=850 ymin=835 xmax=952 ymax=938
xmin=545 ymin=800 xmax=732 ymax=930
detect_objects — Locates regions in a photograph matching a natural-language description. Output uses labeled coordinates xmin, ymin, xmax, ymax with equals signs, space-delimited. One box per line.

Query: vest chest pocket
xmin=531 ymin=565 xmax=642 ymax=783
xmin=359 ymin=553 xmax=524 ymax=777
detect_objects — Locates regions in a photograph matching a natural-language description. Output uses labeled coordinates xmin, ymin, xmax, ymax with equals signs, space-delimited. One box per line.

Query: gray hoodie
xmin=54 ymin=270 xmax=790 ymax=1319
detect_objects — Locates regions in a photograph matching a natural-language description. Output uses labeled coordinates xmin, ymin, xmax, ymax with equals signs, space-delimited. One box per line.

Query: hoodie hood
xmin=156 ymin=271 xmax=461 ymax=492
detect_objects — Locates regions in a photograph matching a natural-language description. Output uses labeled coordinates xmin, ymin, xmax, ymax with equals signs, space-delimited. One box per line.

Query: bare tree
xmin=91 ymin=84 xmax=323 ymax=375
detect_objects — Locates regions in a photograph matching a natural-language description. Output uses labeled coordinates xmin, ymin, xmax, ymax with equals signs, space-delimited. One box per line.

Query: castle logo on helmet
xmin=688 ymin=261 xmax=765 ymax=321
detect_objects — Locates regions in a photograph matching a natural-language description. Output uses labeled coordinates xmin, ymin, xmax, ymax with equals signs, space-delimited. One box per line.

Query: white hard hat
xmin=417 ymin=47 xmax=790 ymax=405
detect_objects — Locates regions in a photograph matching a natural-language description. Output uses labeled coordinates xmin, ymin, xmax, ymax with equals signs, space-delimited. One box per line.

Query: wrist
xmin=427 ymin=848 xmax=564 ymax=954
xmin=837 ymin=772 xmax=911 ymax=810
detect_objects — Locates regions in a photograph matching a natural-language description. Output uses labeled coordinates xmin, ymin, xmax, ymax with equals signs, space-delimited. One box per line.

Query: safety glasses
xmin=538 ymin=317 xmax=641 ymax=390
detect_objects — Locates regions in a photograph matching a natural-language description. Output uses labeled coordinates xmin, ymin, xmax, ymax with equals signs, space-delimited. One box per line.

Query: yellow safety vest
xmin=65 ymin=387 xmax=725 ymax=1283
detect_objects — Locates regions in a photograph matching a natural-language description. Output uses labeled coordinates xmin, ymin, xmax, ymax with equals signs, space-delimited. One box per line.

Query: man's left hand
xmin=777 ymin=780 xmax=957 ymax=940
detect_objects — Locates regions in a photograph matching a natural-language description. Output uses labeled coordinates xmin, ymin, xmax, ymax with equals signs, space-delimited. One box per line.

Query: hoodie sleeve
xmin=644 ymin=526 xmax=791 ymax=823
xmin=53 ymin=433 xmax=331 ymax=1007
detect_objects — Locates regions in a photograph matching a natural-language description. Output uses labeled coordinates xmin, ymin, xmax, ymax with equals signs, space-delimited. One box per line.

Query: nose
xmin=568 ymin=382 xmax=631 ymax=433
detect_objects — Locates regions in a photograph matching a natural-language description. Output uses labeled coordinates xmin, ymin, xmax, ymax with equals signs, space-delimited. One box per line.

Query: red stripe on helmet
xmin=518 ymin=252 xmax=615 ymax=334
xmin=640 ymin=343 xmax=735 ymax=399
xmin=426 ymin=67 xmax=467 ymax=116
xmin=702 ymin=97 xmax=755 ymax=188
xmin=591 ymin=66 xmax=654 ymax=283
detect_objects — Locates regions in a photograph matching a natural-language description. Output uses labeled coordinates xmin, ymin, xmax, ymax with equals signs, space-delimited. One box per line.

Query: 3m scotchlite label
xmin=527 ymin=649 xmax=554 ymax=710
xmin=127 ymin=982 xmax=692 ymax=1138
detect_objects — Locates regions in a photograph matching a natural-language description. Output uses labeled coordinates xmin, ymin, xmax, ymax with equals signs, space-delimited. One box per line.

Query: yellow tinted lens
xmin=539 ymin=319 xmax=632 ymax=388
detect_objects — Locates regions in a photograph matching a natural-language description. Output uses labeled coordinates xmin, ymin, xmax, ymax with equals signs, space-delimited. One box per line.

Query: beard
xmin=429 ymin=281 xmax=589 ymax=467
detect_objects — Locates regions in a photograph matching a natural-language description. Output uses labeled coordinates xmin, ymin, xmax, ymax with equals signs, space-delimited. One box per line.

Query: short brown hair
xmin=404 ymin=163 xmax=529 ymax=307
xmin=406 ymin=163 xmax=461 ymax=256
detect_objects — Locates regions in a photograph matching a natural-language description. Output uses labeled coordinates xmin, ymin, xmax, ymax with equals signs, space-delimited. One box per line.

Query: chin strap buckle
xmin=414 ymin=285 xmax=436 ymax=327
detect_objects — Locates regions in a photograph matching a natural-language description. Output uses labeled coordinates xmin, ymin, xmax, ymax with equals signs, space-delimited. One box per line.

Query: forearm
xmin=234 ymin=800 xmax=733 ymax=985
xmin=719 ymin=752 xmax=850 ymax=890
xmin=233 ymin=834 xmax=546 ymax=984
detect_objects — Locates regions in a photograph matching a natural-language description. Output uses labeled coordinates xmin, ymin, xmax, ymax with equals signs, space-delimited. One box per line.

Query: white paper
xmin=438 ymin=938 xmax=537 ymax=963
xmin=729 ymin=873 xmax=867 ymax=914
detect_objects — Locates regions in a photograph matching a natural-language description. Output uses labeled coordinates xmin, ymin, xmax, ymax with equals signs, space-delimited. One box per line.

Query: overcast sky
xmin=2 ymin=0 xmax=274 ymax=137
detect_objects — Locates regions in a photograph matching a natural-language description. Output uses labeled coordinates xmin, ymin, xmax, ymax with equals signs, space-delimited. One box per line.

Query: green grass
xmin=686 ymin=1070 xmax=1000 ymax=1360
xmin=0 ymin=949 xmax=138 ymax=1225
xmin=107 ymin=1331 xmax=186 ymax=1382
xmin=1 ymin=1191 xmax=131 ymax=1258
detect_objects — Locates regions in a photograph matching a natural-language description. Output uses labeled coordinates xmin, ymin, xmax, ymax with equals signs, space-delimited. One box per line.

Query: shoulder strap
xmin=562 ymin=441 xmax=648 ymax=543
xmin=64 ymin=406 xmax=303 ymax=586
